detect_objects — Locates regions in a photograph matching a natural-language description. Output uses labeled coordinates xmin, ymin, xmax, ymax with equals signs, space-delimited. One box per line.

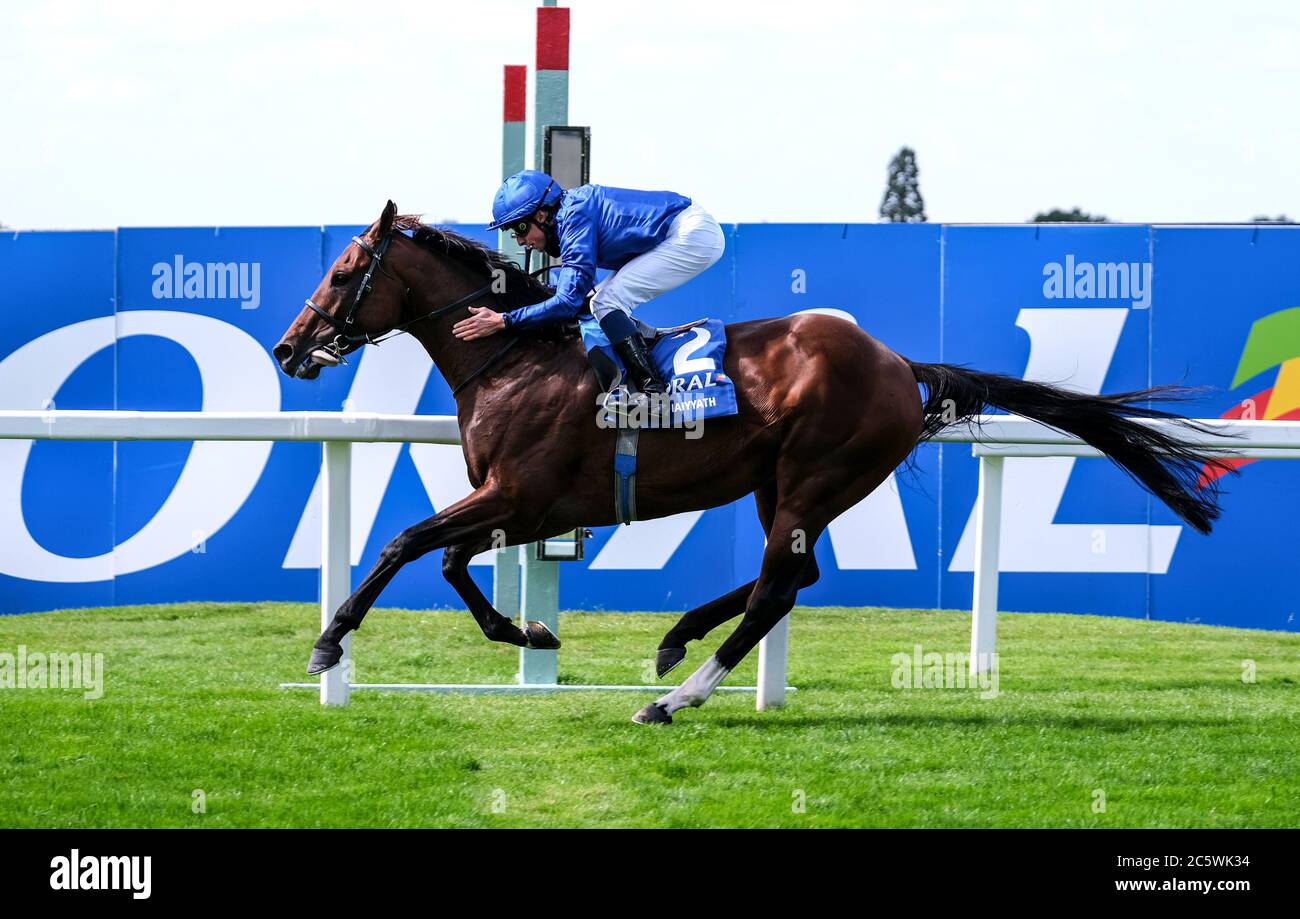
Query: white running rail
xmin=2 ymin=411 xmax=1296 ymax=699
xmin=930 ymin=416 xmax=1300 ymax=674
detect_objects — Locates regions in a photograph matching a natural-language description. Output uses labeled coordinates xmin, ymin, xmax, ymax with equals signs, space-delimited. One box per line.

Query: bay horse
xmin=274 ymin=201 xmax=1228 ymax=724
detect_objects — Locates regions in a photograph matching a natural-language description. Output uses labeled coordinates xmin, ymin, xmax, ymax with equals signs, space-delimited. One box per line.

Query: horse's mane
xmin=393 ymin=215 xmax=579 ymax=342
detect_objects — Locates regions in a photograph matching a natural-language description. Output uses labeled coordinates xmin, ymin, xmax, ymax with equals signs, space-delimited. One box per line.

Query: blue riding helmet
xmin=487 ymin=170 xmax=564 ymax=231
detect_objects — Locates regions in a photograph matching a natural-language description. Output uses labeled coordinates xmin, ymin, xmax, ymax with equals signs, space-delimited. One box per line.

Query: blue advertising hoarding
xmin=1148 ymin=227 xmax=1300 ymax=629
xmin=1 ymin=223 xmax=1296 ymax=631
xmin=0 ymin=231 xmax=117 ymax=610
xmin=938 ymin=225 xmax=1155 ymax=620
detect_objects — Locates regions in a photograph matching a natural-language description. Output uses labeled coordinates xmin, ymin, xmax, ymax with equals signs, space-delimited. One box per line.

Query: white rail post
xmin=519 ymin=548 xmax=559 ymax=685
xmin=493 ymin=544 xmax=521 ymax=622
xmin=970 ymin=453 xmax=1004 ymax=676
xmin=320 ymin=441 xmax=352 ymax=706
xmin=756 ymin=616 xmax=789 ymax=710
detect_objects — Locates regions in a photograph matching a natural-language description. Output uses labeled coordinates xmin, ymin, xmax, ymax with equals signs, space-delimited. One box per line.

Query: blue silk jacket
xmin=504 ymin=184 xmax=692 ymax=329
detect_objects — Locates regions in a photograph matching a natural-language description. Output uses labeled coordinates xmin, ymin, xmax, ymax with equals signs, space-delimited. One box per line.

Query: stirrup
xmin=600 ymin=384 xmax=649 ymax=424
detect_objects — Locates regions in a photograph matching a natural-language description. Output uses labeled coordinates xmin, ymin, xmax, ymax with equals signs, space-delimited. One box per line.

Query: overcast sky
xmin=3 ymin=0 xmax=1298 ymax=228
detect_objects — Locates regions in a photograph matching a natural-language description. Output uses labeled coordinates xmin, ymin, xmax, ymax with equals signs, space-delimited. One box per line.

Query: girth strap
xmin=614 ymin=425 xmax=639 ymax=525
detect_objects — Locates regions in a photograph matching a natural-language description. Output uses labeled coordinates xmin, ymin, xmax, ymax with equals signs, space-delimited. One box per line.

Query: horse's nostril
xmin=272 ymin=342 xmax=294 ymax=364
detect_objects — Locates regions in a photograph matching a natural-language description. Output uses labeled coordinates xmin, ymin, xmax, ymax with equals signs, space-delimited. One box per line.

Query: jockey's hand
xmin=453 ymin=305 xmax=506 ymax=340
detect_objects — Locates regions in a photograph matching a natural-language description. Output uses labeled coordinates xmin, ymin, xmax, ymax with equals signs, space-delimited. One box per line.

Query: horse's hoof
xmin=523 ymin=620 xmax=561 ymax=650
xmin=656 ymin=647 xmax=687 ymax=678
xmin=307 ymin=642 xmax=343 ymax=675
xmin=632 ymin=702 xmax=673 ymax=725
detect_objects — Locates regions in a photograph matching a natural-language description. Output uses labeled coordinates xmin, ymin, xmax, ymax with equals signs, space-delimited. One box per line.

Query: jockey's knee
xmin=592 ymin=301 xmax=640 ymax=347
xmin=589 ymin=290 xmax=630 ymax=323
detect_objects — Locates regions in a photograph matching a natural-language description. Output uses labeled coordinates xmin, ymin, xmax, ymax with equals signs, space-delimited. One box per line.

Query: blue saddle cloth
xmin=578 ymin=316 xmax=738 ymax=420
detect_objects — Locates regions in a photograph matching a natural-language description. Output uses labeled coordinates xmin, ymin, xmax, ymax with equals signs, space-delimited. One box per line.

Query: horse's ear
xmin=377 ymin=200 xmax=397 ymax=237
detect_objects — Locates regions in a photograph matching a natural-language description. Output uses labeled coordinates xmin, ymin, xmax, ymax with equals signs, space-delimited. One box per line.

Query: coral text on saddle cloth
xmin=578 ymin=317 xmax=738 ymax=420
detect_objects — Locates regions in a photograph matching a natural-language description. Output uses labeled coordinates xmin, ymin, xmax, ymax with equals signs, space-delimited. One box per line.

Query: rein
xmin=442 ymin=261 xmax=565 ymax=397
xmin=449 ymin=335 xmax=521 ymax=397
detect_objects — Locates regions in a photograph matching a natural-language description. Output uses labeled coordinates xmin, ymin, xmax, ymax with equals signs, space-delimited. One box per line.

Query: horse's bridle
xmin=304 ymin=232 xmax=403 ymax=356
xmin=302 ymin=230 xmax=527 ymax=396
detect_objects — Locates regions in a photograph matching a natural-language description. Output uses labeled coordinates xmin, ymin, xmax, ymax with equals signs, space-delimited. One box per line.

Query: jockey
xmin=453 ymin=169 xmax=725 ymax=395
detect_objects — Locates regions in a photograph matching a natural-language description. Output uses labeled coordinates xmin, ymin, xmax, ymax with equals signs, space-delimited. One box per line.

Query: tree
xmin=879 ymin=147 xmax=927 ymax=223
xmin=1251 ymin=215 xmax=1295 ymax=223
xmin=1031 ymin=207 xmax=1110 ymax=223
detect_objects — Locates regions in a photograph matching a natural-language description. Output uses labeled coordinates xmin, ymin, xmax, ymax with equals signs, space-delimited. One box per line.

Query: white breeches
xmin=590 ymin=203 xmax=725 ymax=322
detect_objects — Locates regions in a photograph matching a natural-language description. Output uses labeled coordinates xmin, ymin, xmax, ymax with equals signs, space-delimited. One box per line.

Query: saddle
xmin=583 ymin=318 xmax=710 ymax=393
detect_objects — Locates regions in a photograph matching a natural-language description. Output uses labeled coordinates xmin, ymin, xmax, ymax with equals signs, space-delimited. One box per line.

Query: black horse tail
xmin=908 ymin=361 xmax=1233 ymax=535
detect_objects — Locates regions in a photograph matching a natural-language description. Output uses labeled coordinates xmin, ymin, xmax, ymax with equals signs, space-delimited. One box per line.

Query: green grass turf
xmin=0 ymin=602 xmax=1297 ymax=828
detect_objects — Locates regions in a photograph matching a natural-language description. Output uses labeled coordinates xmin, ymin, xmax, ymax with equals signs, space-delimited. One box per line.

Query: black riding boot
xmin=613 ymin=332 xmax=668 ymax=395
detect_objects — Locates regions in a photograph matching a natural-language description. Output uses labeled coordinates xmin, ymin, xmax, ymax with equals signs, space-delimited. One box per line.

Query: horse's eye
xmin=331 ymin=273 xmax=349 ymax=287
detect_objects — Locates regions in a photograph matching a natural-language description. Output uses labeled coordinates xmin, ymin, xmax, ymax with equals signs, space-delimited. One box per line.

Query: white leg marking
xmin=656 ymin=655 xmax=731 ymax=715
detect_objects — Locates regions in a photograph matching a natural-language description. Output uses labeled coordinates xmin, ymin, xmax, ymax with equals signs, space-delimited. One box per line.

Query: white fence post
xmin=519 ymin=549 xmax=559 ymax=685
xmin=970 ymin=453 xmax=1004 ymax=676
xmin=493 ymin=544 xmax=521 ymax=621
xmin=320 ymin=441 xmax=352 ymax=706
xmin=756 ymin=616 xmax=789 ymax=710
